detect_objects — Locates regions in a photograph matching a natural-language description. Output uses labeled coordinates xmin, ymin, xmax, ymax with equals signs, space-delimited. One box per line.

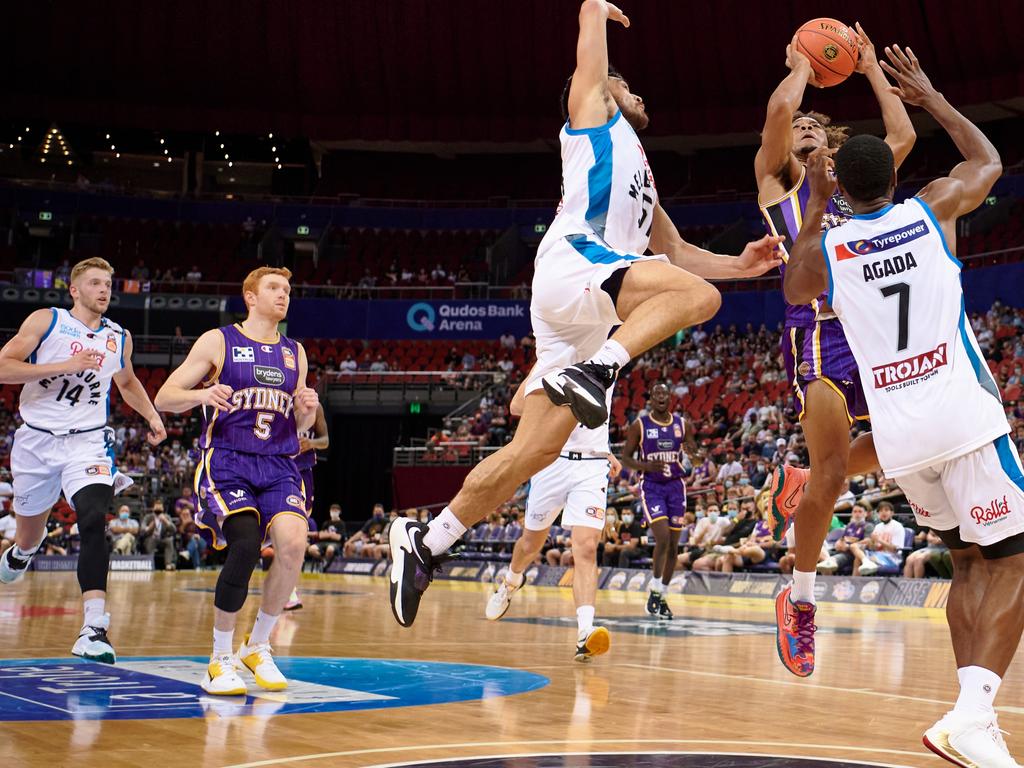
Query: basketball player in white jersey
xmin=0 ymin=257 xmax=166 ymax=663
xmin=486 ymin=376 xmax=618 ymax=662
xmin=787 ymin=47 xmax=1024 ymax=768
xmin=388 ymin=0 xmax=782 ymax=627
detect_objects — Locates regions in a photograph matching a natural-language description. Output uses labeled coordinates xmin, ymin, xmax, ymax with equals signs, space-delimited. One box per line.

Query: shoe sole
xmin=542 ymin=376 xmax=606 ymax=429
xmin=574 ymin=627 xmax=611 ymax=662
xmin=485 ymin=587 xmax=516 ymax=621
xmin=201 ymin=678 xmax=247 ymax=696
xmin=388 ymin=519 xmax=418 ymax=628
xmin=922 ymin=733 xmax=973 ymax=768
xmin=774 ymin=589 xmax=812 ymax=679
xmin=73 ymin=649 xmax=116 ymax=665
xmin=282 ymin=604 xmax=303 ymax=611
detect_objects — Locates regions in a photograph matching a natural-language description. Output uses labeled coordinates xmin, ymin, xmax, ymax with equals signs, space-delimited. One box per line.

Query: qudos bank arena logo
xmin=407 ymin=302 xmax=436 ymax=332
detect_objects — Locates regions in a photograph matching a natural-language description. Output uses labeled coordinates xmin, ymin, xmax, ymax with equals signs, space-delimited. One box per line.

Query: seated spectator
xmin=820 ymin=501 xmax=873 ymax=574
xmin=186 ymin=265 xmax=203 ymax=282
xmin=715 ymin=452 xmax=744 ymax=484
xmin=692 ymin=501 xmax=758 ymax=572
xmin=615 ymin=509 xmax=647 ymax=567
xmin=546 ymin=523 xmax=572 ymax=566
xmin=851 ymin=501 xmax=906 ymax=576
xmin=713 ymin=499 xmax=776 ymax=573
xmin=365 ymin=508 xmax=406 ymax=560
xmin=313 ymin=504 xmax=346 ymax=569
xmin=600 ymin=508 xmax=624 ymax=566
xmin=860 ymin=473 xmax=883 ymax=505
xmin=678 ymin=504 xmax=730 ymax=570
xmin=0 ymin=511 xmax=17 ymax=554
xmin=140 ymin=500 xmax=177 ymax=570
xmin=178 ymin=508 xmax=206 ymax=570
xmin=343 ymin=504 xmax=387 ymax=557
xmin=41 ymin=517 xmax=68 ymax=556
xmin=109 ymin=505 xmax=139 ymax=555
xmin=777 ymin=520 xmax=830 ymax=574
xmin=903 ymin=528 xmax=951 ymax=579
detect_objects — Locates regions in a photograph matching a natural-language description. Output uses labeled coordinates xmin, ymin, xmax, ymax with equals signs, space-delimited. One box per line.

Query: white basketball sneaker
xmin=924 ymin=710 xmax=1021 ymax=767
xmin=235 ymin=636 xmax=287 ymax=691
xmin=71 ymin=613 xmax=116 ymax=664
xmin=485 ymin=574 xmax=522 ymax=621
xmin=0 ymin=541 xmax=43 ymax=584
xmin=201 ymin=653 xmax=247 ymax=696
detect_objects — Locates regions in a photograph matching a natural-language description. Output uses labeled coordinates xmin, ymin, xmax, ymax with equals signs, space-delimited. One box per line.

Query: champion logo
xmin=872 ymin=344 xmax=947 ymax=389
xmin=971 ymin=495 xmax=1011 ymax=526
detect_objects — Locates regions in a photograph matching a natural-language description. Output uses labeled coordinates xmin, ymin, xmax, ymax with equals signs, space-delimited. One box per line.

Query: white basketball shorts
xmin=526 ymin=233 xmax=667 ymax=395
xmin=11 ymin=425 xmax=115 ymax=517
xmin=525 ymin=454 xmax=611 ymax=532
xmin=895 ymin=435 xmax=1024 ymax=547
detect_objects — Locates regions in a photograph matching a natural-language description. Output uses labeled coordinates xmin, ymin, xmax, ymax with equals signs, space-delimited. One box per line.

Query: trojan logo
xmin=872 ymin=344 xmax=947 ymax=389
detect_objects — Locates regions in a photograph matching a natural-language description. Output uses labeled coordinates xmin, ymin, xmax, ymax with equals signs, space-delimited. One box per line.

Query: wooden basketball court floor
xmin=1 ymin=569 xmax=1021 ymax=768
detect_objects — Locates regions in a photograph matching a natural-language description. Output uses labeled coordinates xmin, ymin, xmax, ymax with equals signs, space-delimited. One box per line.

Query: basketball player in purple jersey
xmin=155 ymin=267 xmax=319 ymax=695
xmin=285 ymin=402 xmax=328 ymax=610
xmin=755 ymin=24 xmax=915 ymax=677
xmin=620 ymin=382 xmax=694 ymax=619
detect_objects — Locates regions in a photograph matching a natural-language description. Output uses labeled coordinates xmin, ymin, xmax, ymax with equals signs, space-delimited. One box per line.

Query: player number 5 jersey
xmin=822 ymin=198 xmax=1008 ymax=476
xmin=19 ymin=308 xmax=125 ymax=434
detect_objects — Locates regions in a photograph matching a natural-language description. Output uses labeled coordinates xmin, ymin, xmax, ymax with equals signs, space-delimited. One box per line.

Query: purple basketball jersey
xmin=293 ymin=426 xmax=317 ymax=470
xmin=761 ymin=168 xmax=853 ymax=328
xmin=638 ymin=413 xmax=686 ymax=483
xmin=200 ymin=324 xmax=301 ymax=456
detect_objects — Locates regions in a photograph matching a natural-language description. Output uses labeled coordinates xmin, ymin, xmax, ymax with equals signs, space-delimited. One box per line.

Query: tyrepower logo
xmin=872 ymin=343 xmax=947 ymax=390
xmin=836 ymin=219 xmax=929 ymax=260
xmin=971 ymin=495 xmax=1011 ymax=527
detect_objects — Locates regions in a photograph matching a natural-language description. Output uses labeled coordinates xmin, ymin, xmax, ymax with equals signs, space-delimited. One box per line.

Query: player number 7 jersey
xmin=821 ymin=197 xmax=1008 ymax=476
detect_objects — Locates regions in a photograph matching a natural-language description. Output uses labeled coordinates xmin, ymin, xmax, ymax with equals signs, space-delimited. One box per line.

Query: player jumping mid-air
xmin=788 ymin=46 xmax=1023 ymax=768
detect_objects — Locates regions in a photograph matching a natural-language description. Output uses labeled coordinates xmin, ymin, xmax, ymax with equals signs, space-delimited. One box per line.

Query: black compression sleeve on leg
xmin=71 ymin=484 xmax=115 ymax=593
xmin=979 ymin=532 xmax=1024 ymax=560
xmin=214 ymin=513 xmax=262 ymax=613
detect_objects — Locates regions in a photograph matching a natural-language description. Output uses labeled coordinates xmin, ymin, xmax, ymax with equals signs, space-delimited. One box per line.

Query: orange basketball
xmin=795 ymin=18 xmax=859 ymax=87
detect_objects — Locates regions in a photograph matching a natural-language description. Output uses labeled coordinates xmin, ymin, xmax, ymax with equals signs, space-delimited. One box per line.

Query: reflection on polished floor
xmin=0 ymin=570 xmax=1019 ymax=768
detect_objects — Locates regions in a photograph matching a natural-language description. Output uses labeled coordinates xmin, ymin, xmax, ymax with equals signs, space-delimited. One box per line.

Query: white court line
xmin=619 ymin=662 xmax=955 ymax=708
xmin=0 ymin=689 xmax=71 ymax=714
xmin=362 ymin=750 xmax=918 ymax=768
xmin=219 ymin=738 xmax=930 ymax=768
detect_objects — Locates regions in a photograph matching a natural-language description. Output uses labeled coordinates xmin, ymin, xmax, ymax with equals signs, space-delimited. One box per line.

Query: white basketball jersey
xmin=562 ymin=385 xmax=615 ymax=456
xmin=822 ymin=198 xmax=1008 ymax=476
xmin=19 ymin=308 xmax=125 ymax=434
xmin=543 ymin=110 xmax=658 ymax=255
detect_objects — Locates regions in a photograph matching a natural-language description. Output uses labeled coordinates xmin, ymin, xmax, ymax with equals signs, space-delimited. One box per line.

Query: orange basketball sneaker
xmin=775 ymin=585 xmax=816 ymax=677
xmin=767 ymin=464 xmax=810 ymax=541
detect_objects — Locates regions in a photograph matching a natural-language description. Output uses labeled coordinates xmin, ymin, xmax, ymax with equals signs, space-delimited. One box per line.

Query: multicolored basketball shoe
xmin=774 ymin=586 xmax=816 ymax=678
xmin=767 ymin=464 xmax=810 ymax=541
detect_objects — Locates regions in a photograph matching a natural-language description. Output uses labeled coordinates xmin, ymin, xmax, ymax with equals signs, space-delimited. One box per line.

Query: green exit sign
xmin=39 ymin=211 xmax=53 ymax=221
xmin=533 ymin=223 xmax=547 ymax=233
xmin=409 ymin=402 xmax=422 ymax=414
xmin=297 ymin=225 xmax=310 ymax=236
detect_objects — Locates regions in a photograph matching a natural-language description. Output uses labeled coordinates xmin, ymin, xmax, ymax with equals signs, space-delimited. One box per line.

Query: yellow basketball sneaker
xmin=235 ymin=636 xmax=287 ymax=691
xmin=201 ymin=653 xmax=247 ymax=696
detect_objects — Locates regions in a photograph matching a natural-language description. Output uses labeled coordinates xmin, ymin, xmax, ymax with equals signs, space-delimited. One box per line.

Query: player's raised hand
xmin=146 ymin=414 xmax=167 ymax=446
xmin=736 ymin=234 xmax=785 ymax=277
xmin=201 ymin=383 xmax=234 ymax=412
xmin=805 ymin=146 xmax=837 ymax=201
xmin=879 ymin=45 xmax=938 ymax=106
xmin=65 ymin=349 xmax=103 ymax=374
xmin=851 ymin=22 xmax=877 ymax=74
xmin=601 ymin=1 xmax=629 ymax=28
xmin=786 ymin=33 xmax=822 ymax=88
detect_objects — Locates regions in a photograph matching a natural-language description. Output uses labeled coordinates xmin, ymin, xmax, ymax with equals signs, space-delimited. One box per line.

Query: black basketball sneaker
xmin=658 ymin=597 xmax=674 ymax=621
xmin=542 ymin=362 xmax=619 ymax=429
xmin=388 ymin=518 xmax=448 ymax=628
xmin=645 ymin=589 xmax=662 ymax=617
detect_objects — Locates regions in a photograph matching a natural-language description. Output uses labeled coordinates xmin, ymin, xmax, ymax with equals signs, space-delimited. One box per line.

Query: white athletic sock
xmin=213 ymin=627 xmax=234 ymax=656
xmin=955 ymin=666 xmax=1001 ymax=716
xmin=649 ymin=578 xmax=665 ymax=594
xmin=577 ymin=605 xmax=595 ymax=635
xmin=506 ymin=568 xmax=524 ymax=587
xmin=83 ymin=598 xmax=105 ymax=627
xmin=422 ymin=507 xmax=467 ymax=557
xmin=587 ymin=339 xmax=630 ymax=369
xmin=791 ymin=569 xmax=816 ymax=604
xmin=249 ymin=609 xmax=279 ymax=646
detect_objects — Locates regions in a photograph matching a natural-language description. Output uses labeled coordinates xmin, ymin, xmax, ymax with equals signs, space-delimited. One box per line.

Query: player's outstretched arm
xmin=567 ymin=0 xmax=629 ymax=130
xmin=785 ymin=148 xmax=833 ymax=305
xmin=755 ymin=35 xmax=820 ymax=193
xmin=0 ymin=309 xmax=102 ymax=384
xmin=113 ymin=331 xmax=166 ymax=445
xmin=154 ymin=329 xmax=232 ymax=414
xmin=852 ymin=23 xmax=915 ymax=169
xmin=649 ymin=204 xmax=783 ymax=279
xmin=881 ymin=46 xmax=1002 ymax=235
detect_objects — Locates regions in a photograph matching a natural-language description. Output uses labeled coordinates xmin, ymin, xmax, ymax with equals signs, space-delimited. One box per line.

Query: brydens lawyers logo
xmin=872 ymin=343 xmax=947 ymax=388
xmin=971 ymin=495 xmax=1011 ymax=526
xmin=836 ymin=219 xmax=929 ymax=260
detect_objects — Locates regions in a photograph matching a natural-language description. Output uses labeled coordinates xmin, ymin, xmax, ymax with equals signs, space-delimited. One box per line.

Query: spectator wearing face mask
xmin=343 ymin=504 xmax=387 ymax=558
xmin=109 ymin=505 xmax=139 ymax=555
xmin=677 ymin=504 xmax=730 ymax=570
xmin=614 ymin=510 xmax=647 ymax=568
xmin=860 ymin=473 xmax=883 ymax=504
xmin=750 ymin=460 xmax=769 ymax=489
xmin=601 ymin=508 xmax=624 ymax=566
xmin=691 ymin=501 xmax=757 ymax=571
